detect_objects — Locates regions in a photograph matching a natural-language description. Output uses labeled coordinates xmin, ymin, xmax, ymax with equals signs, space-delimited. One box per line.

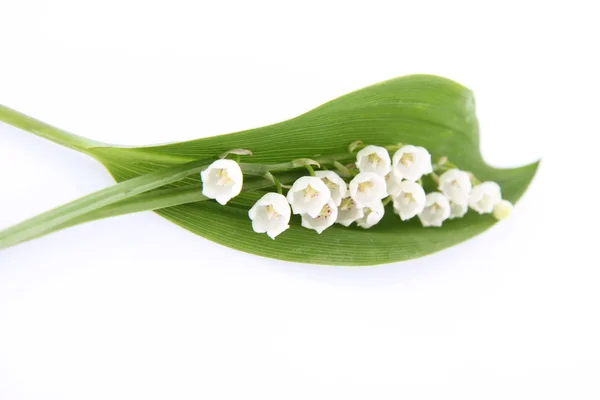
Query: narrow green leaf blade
xmin=0 ymin=158 xmax=213 ymax=249
xmin=31 ymin=173 xmax=300 ymax=242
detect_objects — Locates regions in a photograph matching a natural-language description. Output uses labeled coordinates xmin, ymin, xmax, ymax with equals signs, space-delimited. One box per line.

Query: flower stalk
xmin=264 ymin=172 xmax=283 ymax=195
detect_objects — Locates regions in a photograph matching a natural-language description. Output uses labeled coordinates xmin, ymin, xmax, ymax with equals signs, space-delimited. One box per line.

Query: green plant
xmin=0 ymin=74 xmax=538 ymax=266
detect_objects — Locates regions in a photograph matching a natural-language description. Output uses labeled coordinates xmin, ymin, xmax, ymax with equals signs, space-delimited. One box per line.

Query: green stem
xmin=348 ymin=140 xmax=364 ymax=153
xmin=305 ymin=165 xmax=316 ymax=176
xmin=52 ymin=185 xmax=207 ymax=235
xmin=313 ymin=153 xmax=353 ymax=165
xmin=273 ymin=178 xmax=283 ymax=194
xmin=0 ymin=157 xmax=213 ymax=250
xmin=0 ymin=105 xmax=106 ymax=154
xmin=0 ymin=165 xmax=304 ymax=249
xmin=332 ymin=161 xmax=352 ymax=178
xmin=384 ymin=142 xmax=404 ymax=152
xmin=27 ymin=173 xmax=293 ymax=244
xmin=1 ymin=150 xmax=338 ymax=251
xmin=469 ymin=173 xmax=481 ymax=186
xmin=263 ymin=172 xmax=283 ymax=194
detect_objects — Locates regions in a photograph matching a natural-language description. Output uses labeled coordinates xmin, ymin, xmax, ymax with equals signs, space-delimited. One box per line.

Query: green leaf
xmin=0 ymin=74 xmax=539 ymax=265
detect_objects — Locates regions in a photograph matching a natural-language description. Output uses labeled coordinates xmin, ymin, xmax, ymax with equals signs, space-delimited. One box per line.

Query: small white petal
xmin=385 ymin=170 xmax=403 ymax=198
xmin=356 ymin=201 xmax=385 ymax=229
xmin=248 ymin=192 xmax=291 ymax=239
xmin=356 ymin=145 xmax=392 ymax=176
xmin=392 ymin=145 xmax=433 ymax=182
xmin=286 ymin=176 xmax=331 ymax=217
xmin=215 ymin=194 xmax=233 ymax=205
xmin=251 ymin=218 xmax=269 ymax=234
xmin=315 ymin=170 xmax=347 ymax=206
xmin=392 ymin=180 xmax=426 ymax=221
xmin=306 ymin=199 xmax=326 ymax=219
xmin=438 ymin=169 xmax=472 ymax=205
xmin=468 ymin=181 xmax=502 ymax=214
xmin=349 ymin=172 xmax=388 ymax=208
xmin=201 ymin=183 xmax=225 ymax=202
xmin=200 ymin=159 xmax=244 ymax=205
xmin=449 ymin=201 xmax=468 ymax=219
xmin=418 ymin=147 xmax=433 ymax=175
xmin=300 ymin=199 xmax=338 ymax=234
xmin=267 ymin=223 xmax=290 ymax=240
xmin=493 ymin=200 xmax=513 ymax=220
xmin=336 ymin=195 xmax=364 ymax=227
xmin=418 ymin=192 xmax=451 ymax=227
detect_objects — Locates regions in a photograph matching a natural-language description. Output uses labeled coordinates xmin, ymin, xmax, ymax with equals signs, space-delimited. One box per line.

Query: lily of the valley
xmin=392 ymin=145 xmax=433 ymax=182
xmin=301 ymin=198 xmax=338 ymax=234
xmin=287 ymin=176 xmax=331 ymax=217
xmin=419 ymin=192 xmax=451 ymax=227
xmin=392 ymin=180 xmax=426 ymax=221
xmin=469 ymin=181 xmax=502 ymax=214
xmin=200 ymin=159 xmax=244 ymax=205
xmin=493 ymin=199 xmax=513 ymax=220
xmin=248 ymin=193 xmax=291 ymax=239
xmin=349 ymin=172 xmax=387 ymax=208
xmin=336 ymin=195 xmax=364 ymax=227
xmin=356 ymin=145 xmax=391 ymax=176
xmin=356 ymin=201 xmax=385 ymax=229
xmin=315 ymin=170 xmax=347 ymax=206
xmin=438 ymin=169 xmax=472 ymax=205
xmin=449 ymin=201 xmax=468 ymax=219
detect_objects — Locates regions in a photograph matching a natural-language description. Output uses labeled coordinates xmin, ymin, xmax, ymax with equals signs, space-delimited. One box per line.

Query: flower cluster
xmin=200 ymin=144 xmax=514 ymax=239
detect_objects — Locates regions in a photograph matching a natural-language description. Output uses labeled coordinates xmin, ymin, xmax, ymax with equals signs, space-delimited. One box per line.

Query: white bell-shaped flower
xmin=356 ymin=201 xmax=385 ymax=229
xmin=493 ymin=199 xmax=513 ymax=220
xmin=248 ymin=193 xmax=291 ymax=239
xmin=392 ymin=145 xmax=433 ymax=182
xmin=418 ymin=192 xmax=451 ymax=227
xmin=314 ymin=170 xmax=347 ymax=206
xmin=300 ymin=198 xmax=338 ymax=234
xmin=438 ymin=169 xmax=472 ymax=205
xmin=385 ymin=170 xmax=403 ymax=198
xmin=392 ymin=180 xmax=426 ymax=221
xmin=336 ymin=195 xmax=364 ymax=227
xmin=449 ymin=201 xmax=468 ymax=219
xmin=200 ymin=159 xmax=244 ymax=205
xmin=356 ymin=145 xmax=391 ymax=176
xmin=349 ymin=172 xmax=387 ymax=208
xmin=469 ymin=181 xmax=502 ymax=214
xmin=286 ymin=176 xmax=331 ymax=218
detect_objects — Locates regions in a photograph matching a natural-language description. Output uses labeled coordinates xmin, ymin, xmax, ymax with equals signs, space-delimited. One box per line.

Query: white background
xmin=1 ymin=1 xmax=598 ymax=399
